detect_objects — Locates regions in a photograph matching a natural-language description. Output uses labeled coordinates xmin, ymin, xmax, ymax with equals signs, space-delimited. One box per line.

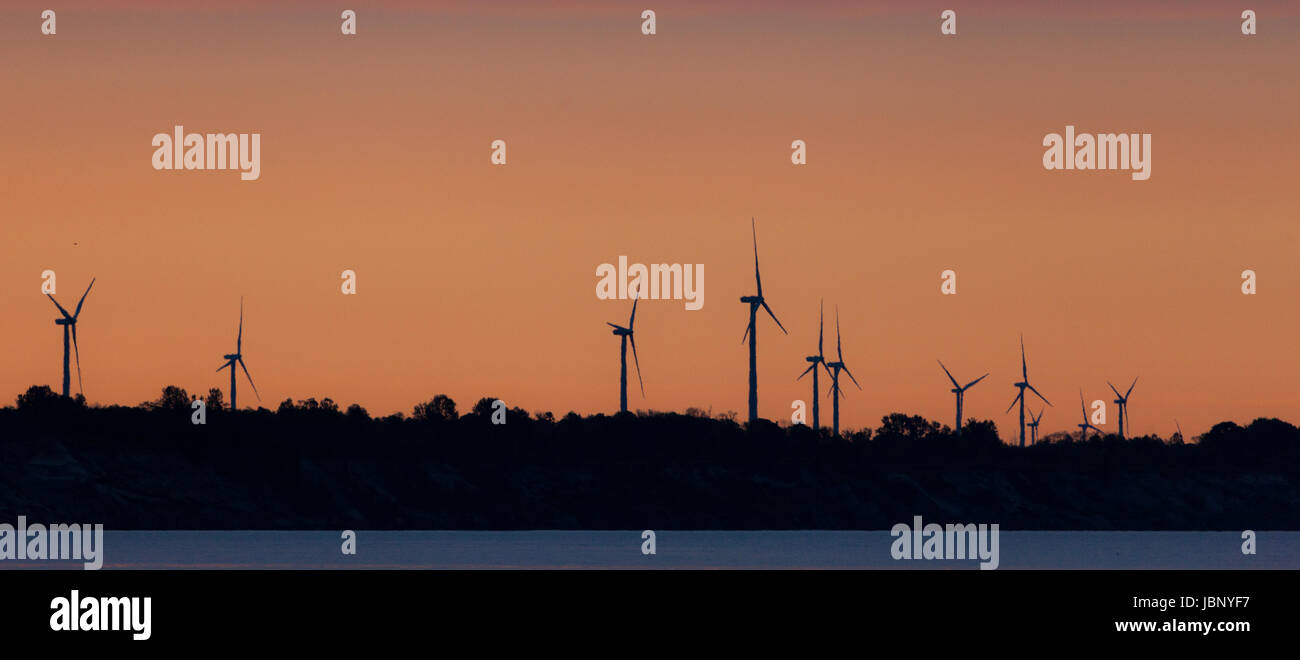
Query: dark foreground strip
xmin=0 ymin=569 xmax=1293 ymax=649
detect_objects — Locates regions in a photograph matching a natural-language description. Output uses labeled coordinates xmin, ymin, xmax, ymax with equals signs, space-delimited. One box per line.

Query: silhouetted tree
xmin=413 ymin=394 xmax=457 ymax=422
xmin=153 ymin=386 xmax=190 ymax=411
xmin=205 ymin=388 xmax=225 ymax=412
xmin=470 ymin=397 xmax=499 ymax=418
xmin=876 ymin=413 xmax=942 ymax=442
xmin=962 ymin=419 xmax=1000 ymax=444
xmin=16 ymin=385 xmax=60 ymax=410
xmin=345 ymin=403 xmax=370 ymax=421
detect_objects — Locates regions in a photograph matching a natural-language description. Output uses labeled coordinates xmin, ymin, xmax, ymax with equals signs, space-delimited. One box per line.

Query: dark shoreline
xmin=3 ymin=390 xmax=1298 ymax=531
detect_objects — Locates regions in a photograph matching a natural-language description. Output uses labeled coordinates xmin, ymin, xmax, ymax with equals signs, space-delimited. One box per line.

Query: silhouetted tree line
xmin=2 ymin=384 xmax=1298 ymax=530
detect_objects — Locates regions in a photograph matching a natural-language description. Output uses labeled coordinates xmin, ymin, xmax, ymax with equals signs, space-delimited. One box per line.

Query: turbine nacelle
xmin=740 ymin=295 xmax=761 ymax=304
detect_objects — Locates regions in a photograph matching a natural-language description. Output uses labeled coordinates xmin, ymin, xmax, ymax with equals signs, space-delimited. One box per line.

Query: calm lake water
xmin=3 ymin=531 xmax=1296 ymax=570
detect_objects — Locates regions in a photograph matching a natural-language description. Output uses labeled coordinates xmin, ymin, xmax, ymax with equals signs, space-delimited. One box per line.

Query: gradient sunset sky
xmin=2 ymin=1 xmax=1298 ymax=440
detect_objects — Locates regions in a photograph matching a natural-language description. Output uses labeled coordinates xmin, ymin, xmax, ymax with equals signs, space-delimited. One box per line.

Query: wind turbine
xmin=45 ymin=277 xmax=95 ymax=398
xmin=1107 ymin=377 xmax=1138 ymax=439
xmin=608 ymin=291 xmax=644 ymax=414
xmin=937 ymin=360 xmax=988 ymax=435
xmin=1006 ymin=335 xmax=1051 ymax=447
xmin=739 ymin=218 xmax=787 ymax=424
xmin=1076 ymin=390 xmax=1104 ymax=441
xmin=1028 ymin=407 xmax=1045 ymax=444
xmin=1174 ymin=419 xmax=1184 ymax=444
xmin=825 ymin=306 xmax=861 ymax=437
xmin=217 ymin=297 xmax=260 ymax=411
xmin=797 ymin=299 xmax=833 ymax=431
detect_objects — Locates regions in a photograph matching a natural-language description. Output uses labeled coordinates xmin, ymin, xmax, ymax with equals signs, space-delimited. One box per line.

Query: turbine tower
xmin=739 ymin=218 xmax=787 ymax=424
xmin=937 ymin=360 xmax=988 ymax=435
xmin=607 ymin=292 xmax=644 ymax=414
xmin=1107 ymin=377 xmax=1138 ymax=439
xmin=825 ymin=306 xmax=861 ymax=437
xmin=1028 ymin=407 xmax=1045 ymax=444
xmin=1006 ymin=334 xmax=1051 ymax=447
xmin=1076 ymin=390 xmax=1104 ymax=441
xmin=217 ymin=297 xmax=260 ymax=411
xmin=45 ymin=277 xmax=96 ymax=398
xmin=797 ymin=299 xmax=832 ymax=431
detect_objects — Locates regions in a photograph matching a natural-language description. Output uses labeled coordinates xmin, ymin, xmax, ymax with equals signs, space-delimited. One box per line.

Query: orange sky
xmin=2 ymin=1 xmax=1298 ymax=440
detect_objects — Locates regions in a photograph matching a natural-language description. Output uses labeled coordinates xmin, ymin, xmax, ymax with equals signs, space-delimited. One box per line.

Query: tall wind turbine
xmin=1028 ymin=407 xmax=1045 ymax=444
xmin=1006 ymin=335 xmax=1051 ymax=447
xmin=797 ymin=299 xmax=832 ymax=431
xmin=739 ymin=218 xmax=787 ymax=424
xmin=217 ymin=297 xmax=260 ymax=411
xmin=45 ymin=277 xmax=96 ymax=398
xmin=937 ymin=360 xmax=988 ymax=435
xmin=1107 ymin=377 xmax=1138 ymax=439
xmin=607 ymin=292 xmax=643 ymax=414
xmin=1076 ymin=390 xmax=1104 ymax=441
xmin=825 ymin=306 xmax=861 ymax=437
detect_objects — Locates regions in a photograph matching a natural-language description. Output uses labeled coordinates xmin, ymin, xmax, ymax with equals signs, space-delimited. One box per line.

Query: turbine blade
xmin=1107 ymin=380 xmax=1122 ymax=399
xmin=1126 ymin=376 xmax=1138 ymax=398
xmin=752 ymin=218 xmax=763 ymax=298
xmin=842 ymin=365 xmax=862 ymax=390
xmin=1027 ymin=384 xmax=1051 ymax=406
xmin=217 ymin=361 xmax=231 ymax=372
xmin=937 ymin=360 xmax=960 ymax=388
xmin=827 ymin=380 xmax=846 ymax=400
xmin=963 ymin=373 xmax=990 ymax=390
xmin=818 ymin=298 xmax=824 ymax=356
xmin=71 ymin=323 xmax=83 ymax=395
xmin=238 ymin=357 xmax=260 ymax=401
xmin=46 ymin=294 xmax=72 ymax=319
xmin=630 ymin=334 xmax=644 ymax=397
xmin=1005 ymin=390 xmax=1023 ymax=414
xmin=761 ymin=300 xmax=787 ymax=334
xmin=741 ymin=319 xmax=751 ymax=345
xmin=73 ymin=277 xmax=96 ymax=318
xmin=835 ymin=306 xmax=842 ymax=361
xmin=797 ymin=363 xmax=816 ymax=381
xmin=629 ymin=293 xmax=638 ymax=329
xmin=1020 ymin=334 xmax=1027 ymax=380
xmin=821 ymin=361 xmax=834 ymax=380
xmin=237 ymin=296 xmax=244 ymax=353
xmin=607 ymin=322 xmax=623 ymax=330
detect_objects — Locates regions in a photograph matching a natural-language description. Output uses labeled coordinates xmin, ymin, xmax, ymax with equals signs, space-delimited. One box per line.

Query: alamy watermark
xmin=152 ymin=125 xmax=261 ymax=181
xmin=596 ymin=256 xmax=703 ymax=310
xmin=0 ymin=516 xmax=103 ymax=570
xmin=890 ymin=515 xmax=999 ymax=570
xmin=50 ymin=590 xmax=151 ymax=641
xmin=1042 ymin=125 xmax=1151 ymax=181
